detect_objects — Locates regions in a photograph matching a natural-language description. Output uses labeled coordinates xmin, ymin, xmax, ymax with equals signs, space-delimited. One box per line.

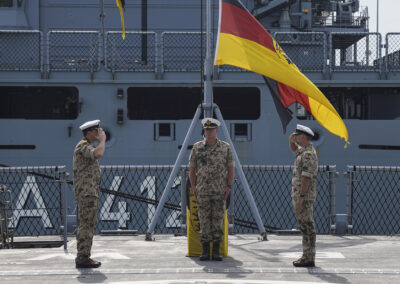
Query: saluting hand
xmin=97 ymin=128 xmax=106 ymax=142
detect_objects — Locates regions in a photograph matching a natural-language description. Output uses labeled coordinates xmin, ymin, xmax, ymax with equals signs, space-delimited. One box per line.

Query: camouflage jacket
xmin=291 ymin=143 xmax=318 ymax=201
xmin=73 ymin=138 xmax=101 ymax=198
xmin=189 ymin=138 xmax=234 ymax=196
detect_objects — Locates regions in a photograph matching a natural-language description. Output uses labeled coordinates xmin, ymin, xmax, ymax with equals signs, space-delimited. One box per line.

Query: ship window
xmin=127 ymin=87 xmax=260 ymax=120
xmin=230 ymin=123 xmax=252 ymax=141
xmin=159 ymin=123 xmax=171 ymax=137
xmin=0 ymin=0 xmax=13 ymax=7
xmin=0 ymin=87 xmax=79 ymax=119
xmin=297 ymin=87 xmax=400 ymax=120
xmin=154 ymin=122 xmax=175 ymax=141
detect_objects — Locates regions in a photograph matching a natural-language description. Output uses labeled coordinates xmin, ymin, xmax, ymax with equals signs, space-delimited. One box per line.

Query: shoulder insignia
xmin=80 ymin=140 xmax=88 ymax=144
xmin=306 ymin=150 xmax=312 ymax=154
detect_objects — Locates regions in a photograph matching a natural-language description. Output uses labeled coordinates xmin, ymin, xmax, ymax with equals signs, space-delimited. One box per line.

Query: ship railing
xmin=329 ymin=32 xmax=382 ymax=73
xmin=273 ymin=32 xmax=328 ymax=74
xmin=47 ymin=30 xmax=101 ymax=73
xmin=385 ymin=33 xmax=400 ymax=72
xmin=0 ymin=166 xmax=68 ymax=249
xmin=93 ymin=165 xmax=336 ymax=236
xmin=345 ymin=166 xmax=400 ymax=235
xmin=3 ymin=30 xmax=400 ymax=75
xmin=161 ymin=31 xmax=207 ymax=73
xmin=313 ymin=13 xmax=368 ymax=29
xmin=0 ymin=30 xmax=43 ymax=72
xmin=106 ymin=31 xmax=157 ymax=74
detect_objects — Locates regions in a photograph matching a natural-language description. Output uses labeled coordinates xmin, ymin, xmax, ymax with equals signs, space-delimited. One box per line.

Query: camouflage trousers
xmin=197 ymin=195 xmax=225 ymax=243
xmin=292 ymin=197 xmax=316 ymax=261
xmin=76 ymin=195 xmax=99 ymax=263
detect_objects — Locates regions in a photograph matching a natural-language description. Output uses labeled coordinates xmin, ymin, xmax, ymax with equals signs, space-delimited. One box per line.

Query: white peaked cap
xmin=79 ymin=119 xmax=101 ymax=131
xmin=293 ymin=124 xmax=314 ymax=137
xmin=201 ymin=117 xmax=221 ymax=128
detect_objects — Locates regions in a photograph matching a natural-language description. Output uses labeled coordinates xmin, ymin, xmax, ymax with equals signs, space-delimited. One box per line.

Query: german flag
xmin=116 ymin=0 xmax=126 ymax=40
xmin=214 ymin=0 xmax=349 ymax=146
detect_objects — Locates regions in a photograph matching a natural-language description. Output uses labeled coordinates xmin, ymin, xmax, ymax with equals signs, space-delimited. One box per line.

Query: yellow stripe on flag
xmin=215 ymin=32 xmax=349 ymax=146
xmin=116 ymin=0 xmax=125 ymax=40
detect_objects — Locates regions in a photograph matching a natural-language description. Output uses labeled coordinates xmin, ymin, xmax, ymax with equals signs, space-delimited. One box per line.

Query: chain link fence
xmin=0 ymin=166 xmax=67 ymax=240
xmin=106 ymin=31 xmax=157 ymax=72
xmin=97 ymin=165 xmax=183 ymax=234
xmin=96 ymin=165 xmax=335 ymax=235
xmin=0 ymin=30 xmax=42 ymax=71
xmin=3 ymin=30 xmax=400 ymax=74
xmin=47 ymin=31 xmax=100 ymax=72
xmin=346 ymin=166 xmax=400 ymax=235
xmin=3 ymin=164 xmax=399 ymax=237
xmin=161 ymin=32 xmax=208 ymax=72
xmin=274 ymin=32 xmax=327 ymax=73
xmin=232 ymin=165 xmax=336 ymax=234
xmin=330 ymin=32 xmax=381 ymax=72
xmin=385 ymin=33 xmax=400 ymax=72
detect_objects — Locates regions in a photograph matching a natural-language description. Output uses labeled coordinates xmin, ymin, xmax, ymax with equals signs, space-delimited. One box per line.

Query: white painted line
xmin=279 ymin=252 xmax=345 ymax=259
xmin=28 ymin=253 xmax=75 ymax=261
xmin=109 ymin=280 xmax=334 ymax=284
xmin=92 ymin=252 xmax=130 ymax=260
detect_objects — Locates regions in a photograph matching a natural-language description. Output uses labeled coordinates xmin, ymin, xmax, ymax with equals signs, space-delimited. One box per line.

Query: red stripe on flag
xmin=278 ymin=82 xmax=311 ymax=113
xmin=220 ymin=1 xmax=275 ymax=52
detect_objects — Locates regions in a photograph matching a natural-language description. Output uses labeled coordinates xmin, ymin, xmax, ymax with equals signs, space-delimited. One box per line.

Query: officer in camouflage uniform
xmin=189 ymin=118 xmax=235 ymax=261
xmin=289 ymin=124 xmax=318 ymax=267
xmin=73 ymin=119 xmax=106 ymax=269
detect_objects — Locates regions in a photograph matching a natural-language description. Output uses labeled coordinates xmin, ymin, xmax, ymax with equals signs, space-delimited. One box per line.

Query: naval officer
xmin=189 ymin=118 xmax=235 ymax=261
xmin=289 ymin=124 xmax=318 ymax=267
xmin=73 ymin=120 xmax=105 ymax=268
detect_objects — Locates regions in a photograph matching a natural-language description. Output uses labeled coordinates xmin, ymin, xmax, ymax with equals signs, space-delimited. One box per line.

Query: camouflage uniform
xmin=189 ymin=138 xmax=234 ymax=243
xmin=292 ymin=144 xmax=318 ymax=262
xmin=73 ymin=138 xmax=101 ymax=264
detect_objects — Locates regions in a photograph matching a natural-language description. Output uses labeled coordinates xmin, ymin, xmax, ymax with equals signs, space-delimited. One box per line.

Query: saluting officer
xmin=289 ymin=124 xmax=318 ymax=267
xmin=73 ymin=120 xmax=105 ymax=269
xmin=189 ymin=118 xmax=235 ymax=261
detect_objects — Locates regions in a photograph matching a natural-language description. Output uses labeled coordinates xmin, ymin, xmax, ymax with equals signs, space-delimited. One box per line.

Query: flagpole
xmin=146 ymin=0 xmax=267 ymax=240
xmin=203 ymin=0 xmax=213 ymax=118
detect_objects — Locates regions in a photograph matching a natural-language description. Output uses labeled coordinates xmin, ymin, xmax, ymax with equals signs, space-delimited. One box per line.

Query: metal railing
xmin=161 ymin=32 xmax=207 ymax=72
xmin=47 ymin=30 xmax=100 ymax=72
xmin=96 ymin=165 xmax=336 ymax=234
xmin=4 ymin=163 xmax=400 ymax=237
xmin=329 ymin=32 xmax=381 ymax=72
xmin=346 ymin=166 xmax=400 ymax=235
xmin=385 ymin=33 xmax=400 ymax=72
xmin=274 ymin=32 xmax=327 ymax=73
xmin=0 ymin=166 xmax=68 ymax=248
xmin=3 ymin=30 xmax=400 ymax=75
xmin=233 ymin=165 xmax=336 ymax=234
xmin=0 ymin=30 xmax=42 ymax=71
xmin=97 ymin=165 xmax=184 ymax=234
xmin=106 ymin=31 xmax=157 ymax=72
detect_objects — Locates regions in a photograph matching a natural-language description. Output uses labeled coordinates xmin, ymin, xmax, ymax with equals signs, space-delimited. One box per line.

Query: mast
xmin=203 ymin=0 xmax=213 ymax=118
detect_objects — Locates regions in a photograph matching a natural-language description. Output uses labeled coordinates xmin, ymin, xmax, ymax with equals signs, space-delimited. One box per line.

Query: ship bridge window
xmin=296 ymin=87 xmax=400 ymax=120
xmin=127 ymin=87 xmax=260 ymax=120
xmin=0 ymin=87 xmax=79 ymax=119
xmin=0 ymin=0 xmax=13 ymax=7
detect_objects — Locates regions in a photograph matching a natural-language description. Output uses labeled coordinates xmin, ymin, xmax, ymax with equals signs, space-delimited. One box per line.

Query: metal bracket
xmin=145 ymin=232 xmax=155 ymax=241
xmin=258 ymin=232 xmax=268 ymax=241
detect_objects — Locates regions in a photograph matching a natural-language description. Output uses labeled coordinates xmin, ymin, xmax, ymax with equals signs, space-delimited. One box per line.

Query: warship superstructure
xmin=1 ymin=0 xmax=399 ymax=218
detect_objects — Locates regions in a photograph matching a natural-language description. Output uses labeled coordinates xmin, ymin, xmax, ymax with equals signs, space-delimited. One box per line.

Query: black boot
xmin=199 ymin=242 xmax=210 ymax=261
xmin=211 ymin=242 xmax=223 ymax=261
